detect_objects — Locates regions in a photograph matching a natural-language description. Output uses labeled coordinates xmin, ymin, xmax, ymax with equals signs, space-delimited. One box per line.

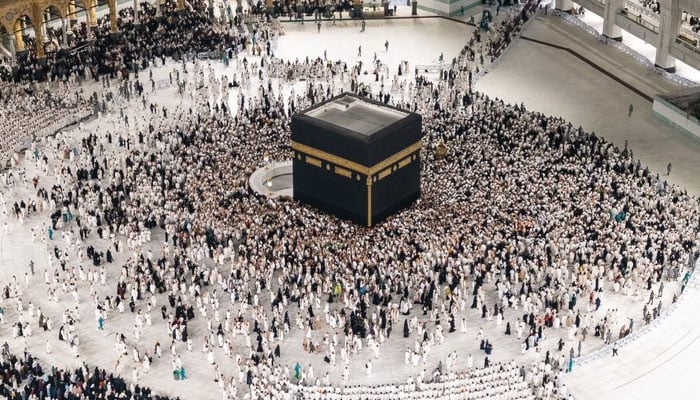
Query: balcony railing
xmin=676 ymin=36 xmax=700 ymax=54
xmin=619 ymin=8 xmax=660 ymax=33
xmin=625 ymin=1 xmax=659 ymax=19
xmin=680 ymin=26 xmax=700 ymax=45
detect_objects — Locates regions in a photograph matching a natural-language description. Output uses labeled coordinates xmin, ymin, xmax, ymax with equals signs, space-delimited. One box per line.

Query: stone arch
xmin=43 ymin=3 xmax=66 ymax=20
xmin=12 ymin=15 xmax=34 ymax=37
xmin=41 ymin=4 xmax=65 ymax=54
xmin=0 ymin=14 xmax=12 ymax=35
xmin=65 ymin=0 xmax=80 ymax=25
xmin=11 ymin=14 xmax=34 ymax=52
xmin=71 ymin=0 xmax=92 ymax=18
xmin=0 ymin=2 xmax=34 ymax=35
xmin=69 ymin=0 xmax=97 ymax=28
xmin=0 ymin=23 xmax=10 ymax=57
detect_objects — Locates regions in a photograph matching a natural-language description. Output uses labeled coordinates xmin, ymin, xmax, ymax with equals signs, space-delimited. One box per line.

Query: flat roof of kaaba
xmin=304 ymin=95 xmax=408 ymax=136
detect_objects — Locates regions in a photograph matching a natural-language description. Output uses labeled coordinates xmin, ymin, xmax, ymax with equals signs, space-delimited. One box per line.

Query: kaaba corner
xmin=291 ymin=93 xmax=422 ymax=227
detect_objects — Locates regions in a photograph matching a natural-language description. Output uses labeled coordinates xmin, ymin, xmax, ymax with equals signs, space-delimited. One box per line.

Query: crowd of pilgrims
xmin=0 ymin=0 xmax=260 ymax=168
xmin=0 ymin=348 xmax=180 ymax=400
xmin=639 ymin=0 xmax=660 ymax=14
xmin=1 ymin=0 xmax=253 ymax=83
xmin=0 ymin=80 xmax=90 ymax=167
xmin=0 ymin=1 xmax=697 ymax=400
xmin=682 ymin=11 xmax=700 ymax=34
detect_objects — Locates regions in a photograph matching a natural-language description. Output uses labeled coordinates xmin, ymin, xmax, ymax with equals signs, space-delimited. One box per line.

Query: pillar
xmin=14 ymin=20 xmax=25 ymax=51
xmin=108 ymin=0 xmax=119 ymax=33
xmin=89 ymin=7 xmax=98 ymax=27
xmin=555 ymin=0 xmax=573 ymax=13
xmin=69 ymin=0 xmax=77 ymax=27
xmin=602 ymin=0 xmax=622 ymax=41
xmin=134 ymin=0 xmax=140 ymax=23
xmin=655 ymin=0 xmax=680 ymax=72
xmin=7 ymin=36 xmax=16 ymax=57
xmin=42 ymin=11 xmax=49 ymax=39
xmin=31 ymin=5 xmax=46 ymax=59
xmin=86 ymin=0 xmax=98 ymax=28
xmin=83 ymin=0 xmax=98 ymax=42
xmin=156 ymin=0 xmax=161 ymax=17
xmin=83 ymin=2 xmax=93 ymax=40
xmin=62 ymin=17 xmax=69 ymax=47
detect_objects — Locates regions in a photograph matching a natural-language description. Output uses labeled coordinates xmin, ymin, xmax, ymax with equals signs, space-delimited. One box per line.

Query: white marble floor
xmin=476 ymin=13 xmax=700 ymax=400
xmin=0 ymin=10 xmax=699 ymax=400
xmin=273 ymin=17 xmax=472 ymax=68
xmin=477 ymin=14 xmax=700 ymax=197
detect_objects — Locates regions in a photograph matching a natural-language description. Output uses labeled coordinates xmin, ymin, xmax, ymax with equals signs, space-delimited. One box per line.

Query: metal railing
xmin=624 ymin=0 xmax=660 ymax=20
xmin=679 ymin=26 xmax=700 ymax=45
xmin=675 ymin=36 xmax=700 ymax=55
xmin=556 ymin=11 xmax=696 ymax=87
xmin=618 ymin=8 xmax=659 ymax=33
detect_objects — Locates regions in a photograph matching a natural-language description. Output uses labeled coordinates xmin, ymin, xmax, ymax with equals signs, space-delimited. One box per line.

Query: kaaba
xmin=291 ymin=93 xmax=422 ymax=227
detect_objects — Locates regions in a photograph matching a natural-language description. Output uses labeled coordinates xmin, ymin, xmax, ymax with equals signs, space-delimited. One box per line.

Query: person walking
xmin=612 ymin=343 xmax=619 ymax=357
xmin=179 ymin=366 xmax=186 ymax=380
xmin=317 ymin=21 xmax=321 ymax=33
xmin=358 ymin=45 xmax=362 ymax=56
xmin=666 ymin=162 xmax=672 ymax=175
xmin=628 ymin=104 xmax=634 ymax=117
xmin=294 ymin=362 xmax=302 ymax=381
xmin=385 ymin=40 xmax=389 ymax=52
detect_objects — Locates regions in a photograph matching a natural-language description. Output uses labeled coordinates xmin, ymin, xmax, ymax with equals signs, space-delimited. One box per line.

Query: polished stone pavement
xmin=0 ymin=9 xmax=699 ymax=400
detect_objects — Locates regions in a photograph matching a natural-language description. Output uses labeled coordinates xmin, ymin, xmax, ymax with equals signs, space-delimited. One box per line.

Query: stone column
xmin=6 ymin=35 xmax=17 ymax=59
xmin=31 ymin=5 xmax=46 ymax=59
xmin=87 ymin=0 xmax=98 ymax=28
xmin=14 ymin=20 xmax=25 ymax=51
xmin=108 ymin=0 xmax=119 ymax=33
xmin=42 ymin=10 xmax=50 ymax=39
xmin=208 ymin=0 xmax=214 ymax=18
xmin=555 ymin=0 xmax=573 ymax=13
xmin=69 ymin=0 xmax=77 ymax=27
xmin=62 ymin=17 xmax=69 ymax=47
xmin=84 ymin=8 xmax=93 ymax=40
xmin=602 ymin=0 xmax=622 ymax=41
xmin=655 ymin=0 xmax=680 ymax=72
xmin=134 ymin=0 xmax=140 ymax=23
